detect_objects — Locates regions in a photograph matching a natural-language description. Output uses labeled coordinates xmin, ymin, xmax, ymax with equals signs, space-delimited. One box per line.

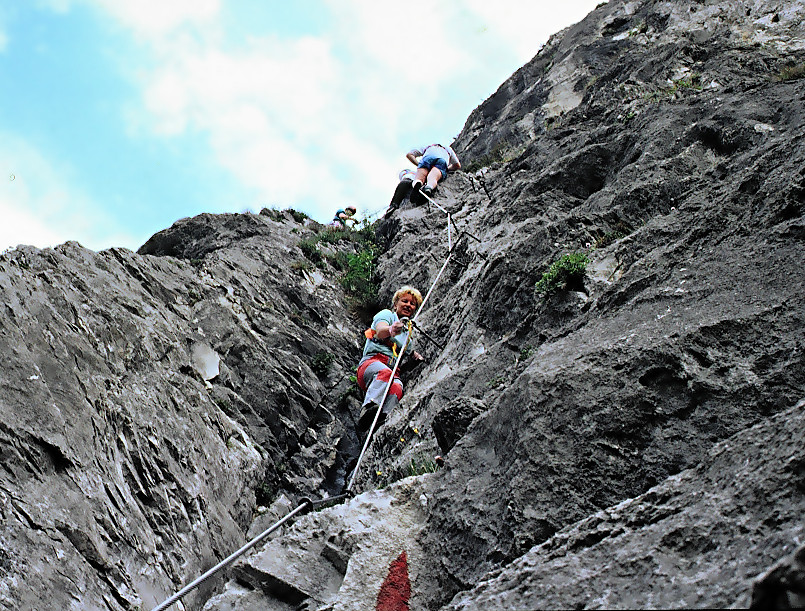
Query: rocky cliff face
xmin=0 ymin=213 xmax=367 ymax=610
xmin=2 ymin=0 xmax=804 ymax=609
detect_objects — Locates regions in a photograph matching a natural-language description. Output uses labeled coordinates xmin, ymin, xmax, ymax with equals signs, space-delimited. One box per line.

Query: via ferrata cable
xmin=346 ymin=317 xmax=414 ymax=493
xmin=346 ymin=209 xmax=460 ymax=494
xmin=152 ymin=499 xmax=313 ymax=611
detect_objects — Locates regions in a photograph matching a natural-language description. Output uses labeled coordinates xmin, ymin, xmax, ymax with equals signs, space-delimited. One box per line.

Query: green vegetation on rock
xmin=535 ymin=252 xmax=590 ymax=298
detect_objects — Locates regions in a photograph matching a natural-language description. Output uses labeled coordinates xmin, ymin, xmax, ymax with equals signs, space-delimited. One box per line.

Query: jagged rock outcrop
xmin=0 ymin=211 xmax=366 ymax=610
xmin=1 ymin=0 xmax=804 ymax=609
xmin=203 ymin=478 xmax=432 ymax=611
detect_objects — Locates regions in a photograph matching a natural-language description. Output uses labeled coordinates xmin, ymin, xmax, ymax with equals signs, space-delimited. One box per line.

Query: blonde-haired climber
xmin=356 ymin=286 xmax=424 ymax=431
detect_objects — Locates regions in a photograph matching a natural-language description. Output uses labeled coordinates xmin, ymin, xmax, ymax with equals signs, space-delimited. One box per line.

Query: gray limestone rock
xmin=443 ymin=399 xmax=805 ymax=609
xmin=431 ymin=397 xmax=487 ymax=454
xmin=0 ymin=212 xmax=364 ymax=609
xmin=204 ymin=478 xmax=432 ymax=610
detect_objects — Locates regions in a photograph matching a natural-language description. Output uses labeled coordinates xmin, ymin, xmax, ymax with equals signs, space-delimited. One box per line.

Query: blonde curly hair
xmin=392 ymin=286 xmax=423 ymax=308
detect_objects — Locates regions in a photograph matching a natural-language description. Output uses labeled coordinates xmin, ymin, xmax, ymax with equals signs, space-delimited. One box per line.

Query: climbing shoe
xmin=391 ymin=179 xmax=412 ymax=206
xmin=422 ymin=185 xmax=434 ymax=198
xmin=410 ymin=180 xmax=423 ymax=205
xmin=358 ymin=402 xmax=381 ymax=431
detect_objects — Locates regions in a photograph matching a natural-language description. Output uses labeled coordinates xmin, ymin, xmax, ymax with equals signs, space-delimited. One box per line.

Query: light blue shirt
xmin=362 ymin=309 xmax=413 ymax=362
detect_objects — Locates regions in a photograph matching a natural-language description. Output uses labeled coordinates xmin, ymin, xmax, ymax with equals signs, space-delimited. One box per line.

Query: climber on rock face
xmin=329 ymin=205 xmax=357 ymax=229
xmin=405 ymin=143 xmax=461 ymax=203
xmin=357 ymin=286 xmax=424 ymax=432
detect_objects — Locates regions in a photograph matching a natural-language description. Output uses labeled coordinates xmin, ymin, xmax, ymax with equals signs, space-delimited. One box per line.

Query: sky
xmin=0 ymin=0 xmax=604 ymax=253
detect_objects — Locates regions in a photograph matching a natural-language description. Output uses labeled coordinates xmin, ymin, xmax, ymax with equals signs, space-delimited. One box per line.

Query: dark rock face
xmin=432 ymin=397 xmax=486 ymax=454
xmin=1 ymin=0 xmax=804 ymax=609
xmin=443 ymin=399 xmax=805 ymax=609
xmin=752 ymin=541 xmax=805 ymax=610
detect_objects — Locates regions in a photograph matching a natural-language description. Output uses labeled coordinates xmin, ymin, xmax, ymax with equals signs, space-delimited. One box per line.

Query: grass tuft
xmin=777 ymin=63 xmax=805 ymax=81
xmin=535 ymin=252 xmax=590 ymax=298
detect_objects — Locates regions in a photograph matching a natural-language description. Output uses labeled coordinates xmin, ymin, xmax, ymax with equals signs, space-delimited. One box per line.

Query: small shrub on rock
xmin=284 ymin=208 xmax=309 ymax=223
xmin=290 ymin=260 xmax=313 ymax=273
xmin=294 ymin=220 xmax=381 ymax=311
xmin=336 ymin=372 xmax=361 ymax=409
xmin=298 ymin=237 xmax=324 ymax=265
xmin=594 ymin=230 xmax=627 ymax=249
xmin=340 ymin=247 xmax=379 ymax=306
xmin=518 ymin=345 xmax=535 ymax=362
xmin=187 ymin=288 xmax=203 ymax=305
xmin=535 ymin=252 xmax=590 ymax=298
xmin=311 ymin=351 xmax=335 ymax=377
xmin=260 ymin=207 xmax=285 ymax=222
xmin=407 ymin=457 xmax=439 ymax=477
xmin=777 ymin=63 xmax=805 ymax=81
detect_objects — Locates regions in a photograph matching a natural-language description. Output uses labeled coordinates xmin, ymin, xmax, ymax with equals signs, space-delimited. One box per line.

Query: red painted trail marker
xmin=376 ymin=550 xmax=411 ymax=611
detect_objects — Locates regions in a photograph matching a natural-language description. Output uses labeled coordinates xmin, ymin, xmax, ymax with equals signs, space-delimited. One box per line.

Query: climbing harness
xmin=151 ymin=189 xmax=466 ymax=611
xmin=364 ymin=327 xmax=400 ymax=359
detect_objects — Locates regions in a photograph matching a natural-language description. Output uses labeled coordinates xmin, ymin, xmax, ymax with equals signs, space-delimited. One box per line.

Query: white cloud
xmin=139 ymin=35 xmax=337 ymax=132
xmin=0 ymin=186 xmax=65 ymax=252
xmin=132 ymin=33 xmax=344 ymax=209
xmin=0 ymin=134 xmax=139 ymax=251
xmin=87 ymin=0 xmax=220 ymax=36
xmin=325 ymin=0 xmax=468 ymax=83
